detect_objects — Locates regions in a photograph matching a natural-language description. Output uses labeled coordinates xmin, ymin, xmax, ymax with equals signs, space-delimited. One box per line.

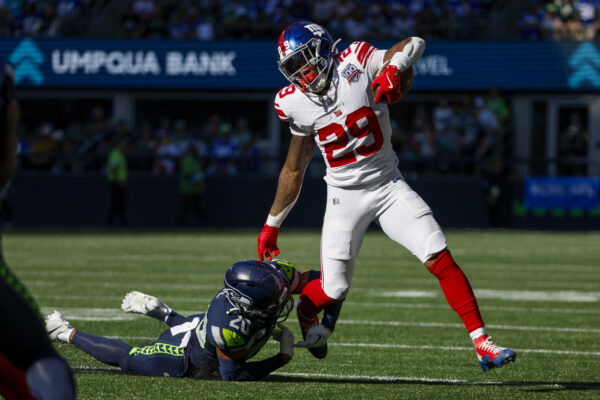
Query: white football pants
xmin=321 ymin=176 xmax=447 ymax=299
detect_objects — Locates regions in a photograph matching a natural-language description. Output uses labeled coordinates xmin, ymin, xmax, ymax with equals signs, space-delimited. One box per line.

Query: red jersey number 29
xmin=317 ymin=106 xmax=383 ymax=168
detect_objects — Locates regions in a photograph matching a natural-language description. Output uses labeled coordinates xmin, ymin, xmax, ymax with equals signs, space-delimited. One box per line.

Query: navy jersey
xmin=184 ymin=289 xmax=276 ymax=379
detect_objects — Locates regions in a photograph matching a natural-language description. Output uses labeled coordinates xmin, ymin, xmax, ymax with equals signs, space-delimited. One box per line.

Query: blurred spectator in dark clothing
xmin=119 ymin=6 xmax=143 ymax=38
xmin=456 ymin=95 xmax=480 ymax=158
xmin=26 ymin=122 xmax=58 ymax=170
xmin=207 ymin=123 xmax=238 ymax=176
xmin=559 ymin=112 xmax=589 ymax=175
xmin=155 ymin=115 xmax=171 ymax=138
xmin=392 ymin=6 xmax=415 ymax=38
xmin=519 ymin=4 xmax=542 ymax=40
xmin=128 ymin=122 xmax=157 ymax=170
xmin=202 ymin=114 xmax=222 ymax=142
xmin=14 ymin=0 xmax=41 ymax=36
xmin=38 ymin=3 xmax=59 ymax=37
xmin=481 ymin=155 xmax=510 ymax=228
xmin=231 ymin=117 xmax=252 ymax=150
xmin=79 ymin=105 xmax=113 ymax=169
xmin=106 ymin=136 xmax=128 ymax=226
xmin=485 ymin=88 xmax=510 ymax=129
xmin=53 ymin=137 xmax=81 ymax=174
xmin=177 ymin=145 xmax=205 ymax=226
xmin=474 ymin=96 xmax=500 ymax=162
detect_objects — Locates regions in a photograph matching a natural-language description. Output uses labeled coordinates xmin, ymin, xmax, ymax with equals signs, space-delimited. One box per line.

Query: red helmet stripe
xmin=279 ymin=30 xmax=286 ymax=56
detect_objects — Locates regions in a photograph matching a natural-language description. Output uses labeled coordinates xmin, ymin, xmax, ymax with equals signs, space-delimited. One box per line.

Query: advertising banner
xmin=1 ymin=39 xmax=599 ymax=91
xmin=525 ymin=177 xmax=599 ymax=210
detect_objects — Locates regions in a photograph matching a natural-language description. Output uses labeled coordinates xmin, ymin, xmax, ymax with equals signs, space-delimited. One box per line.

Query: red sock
xmin=0 ymin=354 xmax=35 ymax=400
xmin=428 ymin=250 xmax=484 ymax=333
xmin=297 ymin=278 xmax=335 ymax=322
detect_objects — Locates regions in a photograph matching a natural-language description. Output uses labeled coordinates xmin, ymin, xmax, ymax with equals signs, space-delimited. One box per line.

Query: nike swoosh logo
xmin=386 ymin=73 xmax=394 ymax=89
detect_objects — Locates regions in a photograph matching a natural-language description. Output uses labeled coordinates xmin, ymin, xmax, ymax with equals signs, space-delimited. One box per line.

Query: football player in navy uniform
xmin=0 ymin=59 xmax=76 ymax=399
xmin=46 ymin=260 xmax=319 ymax=381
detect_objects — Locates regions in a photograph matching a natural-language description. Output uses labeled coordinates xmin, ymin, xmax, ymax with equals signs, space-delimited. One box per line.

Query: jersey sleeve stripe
xmin=362 ymin=46 xmax=376 ymax=68
xmin=356 ymin=42 xmax=374 ymax=65
xmin=275 ymin=108 xmax=288 ymax=121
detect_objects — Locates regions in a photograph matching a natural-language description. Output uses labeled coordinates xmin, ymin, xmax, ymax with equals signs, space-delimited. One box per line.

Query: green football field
xmin=3 ymin=230 xmax=600 ymax=400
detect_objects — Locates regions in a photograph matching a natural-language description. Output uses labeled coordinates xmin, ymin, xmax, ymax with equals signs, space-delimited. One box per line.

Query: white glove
xmin=273 ymin=323 xmax=294 ymax=360
xmin=295 ymin=324 xmax=331 ymax=348
xmin=121 ymin=291 xmax=172 ymax=322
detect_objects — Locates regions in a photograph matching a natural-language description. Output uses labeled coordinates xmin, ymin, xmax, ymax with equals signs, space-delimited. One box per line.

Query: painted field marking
xmin=34 ymin=294 xmax=600 ymax=315
xmin=374 ymin=289 xmax=600 ymax=302
xmin=42 ymin=307 xmax=600 ymax=334
xmin=71 ymin=366 xmax=600 ymax=388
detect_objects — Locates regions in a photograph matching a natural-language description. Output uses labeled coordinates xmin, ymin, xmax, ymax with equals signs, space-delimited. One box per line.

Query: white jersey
xmin=274 ymin=42 xmax=399 ymax=188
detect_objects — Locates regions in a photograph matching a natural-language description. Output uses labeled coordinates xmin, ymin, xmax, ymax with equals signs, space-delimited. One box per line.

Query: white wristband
xmin=266 ymin=214 xmax=284 ymax=228
xmin=390 ymin=52 xmax=411 ymax=72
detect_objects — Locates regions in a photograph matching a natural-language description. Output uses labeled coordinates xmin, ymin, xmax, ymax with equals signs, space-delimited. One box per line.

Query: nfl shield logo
xmin=332 ymin=198 xmax=340 ymax=205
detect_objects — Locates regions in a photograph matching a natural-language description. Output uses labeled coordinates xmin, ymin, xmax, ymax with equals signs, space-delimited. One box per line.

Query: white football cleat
xmin=121 ymin=291 xmax=172 ymax=322
xmin=45 ymin=310 xmax=74 ymax=343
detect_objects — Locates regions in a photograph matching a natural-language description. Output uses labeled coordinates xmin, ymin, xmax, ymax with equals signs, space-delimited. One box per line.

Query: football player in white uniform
xmin=257 ymin=21 xmax=516 ymax=371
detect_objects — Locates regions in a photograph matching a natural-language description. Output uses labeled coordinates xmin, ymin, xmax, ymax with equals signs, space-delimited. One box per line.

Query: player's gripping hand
xmin=257 ymin=223 xmax=280 ymax=261
xmin=272 ymin=323 xmax=294 ymax=362
xmin=295 ymin=324 xmax=331 ymax=348
xmin=371 ymin=62 xmax=403 ymax=104
xmin=121 ymin=291 xmax=172 ymax=322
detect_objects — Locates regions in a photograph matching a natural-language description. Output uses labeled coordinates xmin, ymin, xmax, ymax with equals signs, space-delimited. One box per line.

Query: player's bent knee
xmin=422 ymin=231 xmax=447 ymax=263
xmin=323 ymin=283 xmax=349 ymax=301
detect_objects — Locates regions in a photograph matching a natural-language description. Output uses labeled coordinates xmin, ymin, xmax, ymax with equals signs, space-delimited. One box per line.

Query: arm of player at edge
xmin=257 ymin=135 xmax=316 ymax=261
xmin=372 ymin=37 xmax=426 ymax=104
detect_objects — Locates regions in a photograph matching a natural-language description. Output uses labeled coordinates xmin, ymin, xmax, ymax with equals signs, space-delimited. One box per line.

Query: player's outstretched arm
xmin=217 ymin=324 xmax=294 ymax=381
xmin=258 ymin=135 xmax=315 ymax=261
xmin=121 ymin=291 xmax=175 ymax=324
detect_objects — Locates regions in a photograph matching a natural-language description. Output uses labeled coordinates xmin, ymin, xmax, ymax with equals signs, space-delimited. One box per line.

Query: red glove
xmin=371 ymin=64 xmax=403 ymax=104
xmin=257 ymin=223 xmax=280 ymax=261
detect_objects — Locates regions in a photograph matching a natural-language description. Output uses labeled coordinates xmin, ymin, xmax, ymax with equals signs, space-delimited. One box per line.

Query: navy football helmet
xmin=277 ymin=21 xmax=340 ymax=94
xmin=224 ymin=260 xmax=293 ymax=323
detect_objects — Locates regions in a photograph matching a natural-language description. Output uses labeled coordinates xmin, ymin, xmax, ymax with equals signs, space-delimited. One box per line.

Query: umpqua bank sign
xmin=7 ymin=38 xmax=239 ymax=88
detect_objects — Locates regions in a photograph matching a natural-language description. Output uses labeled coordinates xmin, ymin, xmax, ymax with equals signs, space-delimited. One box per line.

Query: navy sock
xmin=71 ymin=331 xmax=132 ymax=366
xmin=322 ymin=298 xmax=344 ymax=331
xmin=25 ymin=356 xmax=76 ymax=400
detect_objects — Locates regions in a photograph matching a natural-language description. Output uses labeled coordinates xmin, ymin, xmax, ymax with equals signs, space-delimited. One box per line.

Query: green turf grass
xmin=3 ymin=230 xmax=599 ymax=399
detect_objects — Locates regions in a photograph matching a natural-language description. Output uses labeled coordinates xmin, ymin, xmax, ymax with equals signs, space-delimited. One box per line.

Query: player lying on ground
xmin=258 ymin=21 xmax=516 ymax=371
xmin=46 ymin=260 xmax=319 ymax=381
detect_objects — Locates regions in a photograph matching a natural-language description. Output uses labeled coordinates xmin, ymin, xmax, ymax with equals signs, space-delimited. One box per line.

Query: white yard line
xmin=338 ymin=320 xmax=600 ymax=334
xmin=35 ymin=294 xmax=600 ymax=315
xmin=373 ymin=289 xmax=600 ymax=302
xmin=345 ymin=301 xmax=600 ymax=314
xmin=70 ymin=366 xmax=600 ymax=388
xmin=40 ymin=307 xmax=600 ymax=334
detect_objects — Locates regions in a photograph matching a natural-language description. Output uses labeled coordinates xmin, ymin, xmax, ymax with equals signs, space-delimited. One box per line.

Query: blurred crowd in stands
xmin=520 ymin=0 xmax=600 ymax=40
xmin=14 ymin=88 xmax=513 ymax=179
xmin=17 ymin=108 xmax=264 ymax=177
xmin=0 ymin=0 xmax=598 ymax=41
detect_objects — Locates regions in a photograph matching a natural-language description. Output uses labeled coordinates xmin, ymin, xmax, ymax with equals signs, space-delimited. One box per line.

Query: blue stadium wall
xmin=2 ymin=38 xmax=600 ymax=91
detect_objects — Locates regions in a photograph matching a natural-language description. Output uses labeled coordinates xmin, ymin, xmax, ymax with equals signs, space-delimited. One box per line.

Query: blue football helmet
xmin=277 ymin=21 xmax=339 ymax=94
xmin=224 ymin=260 xmax=293 ymax=323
